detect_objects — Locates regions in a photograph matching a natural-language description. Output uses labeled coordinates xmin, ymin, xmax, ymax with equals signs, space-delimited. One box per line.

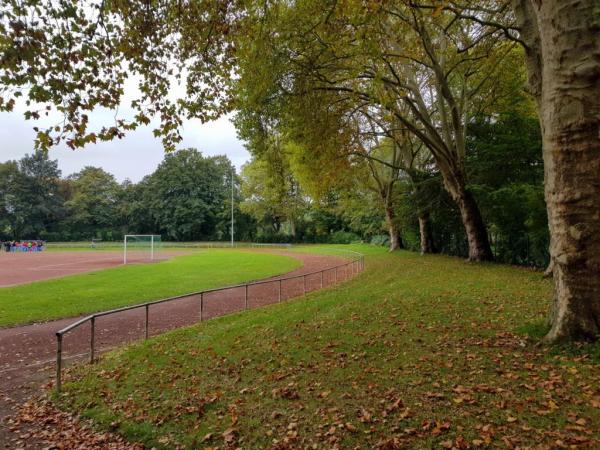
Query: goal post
xmin=123 ymin=235 xmax=161 ymax=264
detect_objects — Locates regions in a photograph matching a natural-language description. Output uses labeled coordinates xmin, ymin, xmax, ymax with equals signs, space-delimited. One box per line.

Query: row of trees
xmin=0 ymin=1 xmax=597 ymax=341
xmin=0 ymin=149 xmax=250 ymax=242
xmin=0 ymin=148 xmax=368 ymax=244
xmin=239 ymin=105 xmax=548 ymax=267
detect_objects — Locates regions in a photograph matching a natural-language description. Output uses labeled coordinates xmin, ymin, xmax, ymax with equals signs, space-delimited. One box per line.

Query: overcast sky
xmin=0 ymin=77 xmax=250 ymax=182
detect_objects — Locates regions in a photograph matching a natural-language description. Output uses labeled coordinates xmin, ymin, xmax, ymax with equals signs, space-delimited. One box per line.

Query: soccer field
xmin=0 ymin=250 xmax=301 ymax=327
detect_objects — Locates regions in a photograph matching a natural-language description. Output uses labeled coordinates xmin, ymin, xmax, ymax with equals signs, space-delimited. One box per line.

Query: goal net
xmin=123 ymin=235 xmax=161 ymax=264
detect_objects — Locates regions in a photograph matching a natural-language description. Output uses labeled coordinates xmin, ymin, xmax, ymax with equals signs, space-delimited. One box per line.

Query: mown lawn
xmin=59 ymin=246 xmax=600 ymax=449
xmin=0 ymin=250 xmax=300 ymax=327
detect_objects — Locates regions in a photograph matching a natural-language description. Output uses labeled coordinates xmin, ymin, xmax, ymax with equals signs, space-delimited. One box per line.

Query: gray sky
xmin=0 ymin=77 xmax=250 ymax=182
xmin=0 ymin=112 xmax=249 ymax=182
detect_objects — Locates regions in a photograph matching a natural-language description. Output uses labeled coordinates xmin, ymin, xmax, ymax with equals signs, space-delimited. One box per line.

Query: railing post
xmin=199 ymin=292 xmax=204 ymax=321
xmin=335 ymin=267 xmax=338 ymax=284
xmin=56 ymin=333 xmax=62 ymax=393
xmin=90 ymin=316 xmax=95 ymax=363
xmin=245 ymin=284 xmax=248 ymax=309
xmin=278 ymin=279 xmax=282 ymax=302
xmin=303 ymin=275 xmax=307 ymax=295
xmin=145 ymin=305 xmax=149 ymax=340
xmin=320 ymin=270 xmax=323 ymax=289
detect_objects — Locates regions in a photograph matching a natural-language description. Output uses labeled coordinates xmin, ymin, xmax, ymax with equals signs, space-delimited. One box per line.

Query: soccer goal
xmin=123 ymin=235 xmax=161 ymax=264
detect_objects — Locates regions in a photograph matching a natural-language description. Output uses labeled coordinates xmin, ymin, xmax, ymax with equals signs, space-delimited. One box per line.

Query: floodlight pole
xmin=151 ymin=235 xmax=154 ymax=261
xmin=231 ymin=170 xmax=234 ymax=248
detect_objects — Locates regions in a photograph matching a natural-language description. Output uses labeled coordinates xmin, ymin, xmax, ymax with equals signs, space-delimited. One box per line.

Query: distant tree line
xmin=0 ymin=149 xmax=254 ymax=242
xmin=0 ymin=148 xmax=359 ymax=244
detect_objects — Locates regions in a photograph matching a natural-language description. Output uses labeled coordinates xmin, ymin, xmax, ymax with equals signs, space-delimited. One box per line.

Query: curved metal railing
xmin=55 ymin=249 xmax=364 ymax=392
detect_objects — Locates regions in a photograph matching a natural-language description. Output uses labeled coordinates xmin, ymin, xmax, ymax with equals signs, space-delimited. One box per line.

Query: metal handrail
xmin=55 ymin=251 xmax=365 ymax=392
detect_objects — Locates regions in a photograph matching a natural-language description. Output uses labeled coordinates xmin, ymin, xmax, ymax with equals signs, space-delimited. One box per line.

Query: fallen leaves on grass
xmin=52 ymin=254 xmax=600 ymax=449
xmin=7 ymin=397 xmax=143 ymax=449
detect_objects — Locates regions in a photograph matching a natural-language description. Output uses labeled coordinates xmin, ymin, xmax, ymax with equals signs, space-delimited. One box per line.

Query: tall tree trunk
xmin=418 ymin=211 xmax=435 ymax=255
xmin=441 ymin=168 xmax=493 ymax=261
xmin=513 ymin=0 xmax=600 ymax=341
xmin=455 ymin=190 xmax=494 ymax=262
xmin=385 ymin=206 xmax=403 ymax=252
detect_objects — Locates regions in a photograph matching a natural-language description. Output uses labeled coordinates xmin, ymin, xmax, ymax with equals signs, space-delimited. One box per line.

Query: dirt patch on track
xmin=0 ymin=251 xmax=181 ymax=287
xmin=0 ymin=250 xmax=360 ymax=448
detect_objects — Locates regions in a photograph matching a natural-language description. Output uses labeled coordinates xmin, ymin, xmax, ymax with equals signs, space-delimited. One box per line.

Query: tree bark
xmin=418 ymin=211 xmax=435 ymax=255
xmin=513 ymin=0 xmax=600 ymax=341
xmin=440 ymin=167 xmax=494 ymax=261
xmin=385 ymin=206 xmax=403 ymax=251
xmin=455 ymin=190 xmax=494 ymax=262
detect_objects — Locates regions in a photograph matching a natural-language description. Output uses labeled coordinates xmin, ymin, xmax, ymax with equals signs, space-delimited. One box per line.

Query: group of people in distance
xmin=2 ymin=240 xmax=46 ymax=253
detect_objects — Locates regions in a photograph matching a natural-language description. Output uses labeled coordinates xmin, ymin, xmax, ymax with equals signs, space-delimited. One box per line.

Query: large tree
xmin=240 ymin=155 xmax=306 ymax=237
xmin=0 ymin=160 xmax=20 ymax=238
xmin=143 ymin=149 xmax=234 ymax=241
xmin=365 ymin=139 xmax=406 ymax=252
xmin=65 ymin=166 xmax=122 ymax=237
xmin=0 ymin=151 xmax=63 ymax=239
xmin=511 ymin=0 xmax=600 ymax=341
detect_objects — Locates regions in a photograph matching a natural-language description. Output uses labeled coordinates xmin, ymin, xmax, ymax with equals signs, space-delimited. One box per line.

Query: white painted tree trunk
xmin=513 ymin=0 xmax=600 ymax=341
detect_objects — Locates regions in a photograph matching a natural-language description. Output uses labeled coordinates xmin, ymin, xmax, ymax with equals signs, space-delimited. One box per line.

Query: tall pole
xmin=150 ymin=235 xmax=154 ymax=261
xmin=231 ymin=170 xmax=234 ymax=247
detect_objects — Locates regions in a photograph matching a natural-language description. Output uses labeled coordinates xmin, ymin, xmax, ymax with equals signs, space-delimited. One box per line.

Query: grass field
xmin=58 ymin=245 xmax=600 ymax=449
xmin=0 ymin=250 xmax=301 ymax=327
